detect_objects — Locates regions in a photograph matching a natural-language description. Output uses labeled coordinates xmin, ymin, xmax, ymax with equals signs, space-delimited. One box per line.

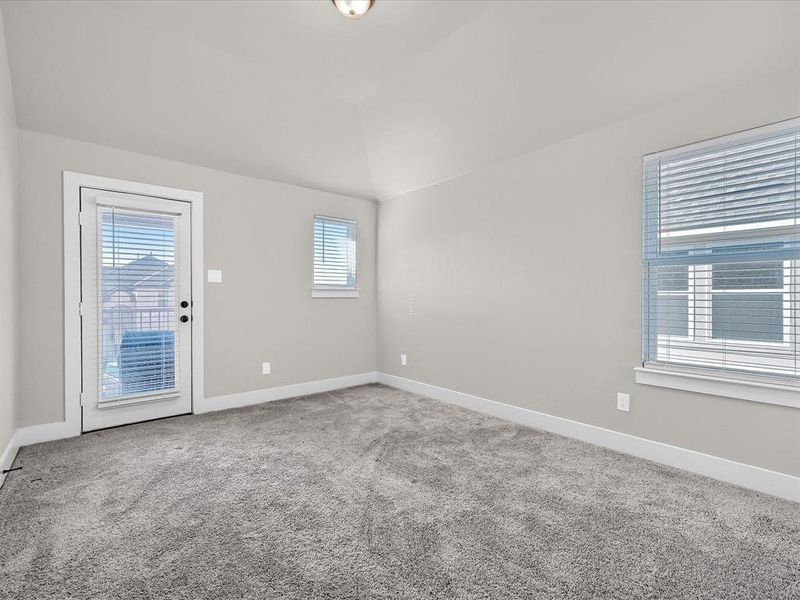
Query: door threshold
xmin=82 ymin=412 xmax=193 ymax=435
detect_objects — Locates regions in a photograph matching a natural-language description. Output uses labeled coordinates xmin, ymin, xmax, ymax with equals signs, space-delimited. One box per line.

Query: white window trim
xmin=634 ymin=366 xmax=799 ymax=408
xmin=644 ymin=117 xmax=799 ymax=161
xmin=310 ymin=288 xmax=360 ymax=298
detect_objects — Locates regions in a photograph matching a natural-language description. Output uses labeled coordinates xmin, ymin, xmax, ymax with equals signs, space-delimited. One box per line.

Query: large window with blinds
xmin=312 ymin=215 xmax=358 ymax=298
xmin=642 ymin=120 xmax=798 ymax=386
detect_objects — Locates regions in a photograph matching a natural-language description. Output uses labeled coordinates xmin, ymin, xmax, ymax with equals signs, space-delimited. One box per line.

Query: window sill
xmin=634 ymin=367 xmax=799 ymax=408
xmin=311 ymin=288 xmax=360 ymax=298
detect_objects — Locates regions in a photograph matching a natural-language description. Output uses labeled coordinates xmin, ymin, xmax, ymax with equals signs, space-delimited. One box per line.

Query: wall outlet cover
xmin=262 ymin=362 xmax=271 ymax=375
xmin=400 ymin=354 xmax=407 ymax=366
xmin=207 ymin=269 xmax=223 ymax=283
xmin=617 ymin=392 xmax=630 ymax=412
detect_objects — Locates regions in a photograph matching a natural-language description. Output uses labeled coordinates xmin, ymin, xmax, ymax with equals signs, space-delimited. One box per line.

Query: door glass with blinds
xmin=80 ymin=188 xmax=193 ymax=431
xmin=642 ymin=119 xmax=799 ymax=385
xmin=312 ymin=215 xmax=358 ymax=297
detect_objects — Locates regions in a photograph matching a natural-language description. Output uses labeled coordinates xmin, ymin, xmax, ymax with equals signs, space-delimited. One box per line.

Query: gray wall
xmin=9 ymin=60 xmax=798 ymax=479
xmin=17 ymin=130 xmax=376 ymax=427
xmin=0 ymin=10 xmax=18 ymax=455
xmin=377 ymin=70 xmax=800 ymax=477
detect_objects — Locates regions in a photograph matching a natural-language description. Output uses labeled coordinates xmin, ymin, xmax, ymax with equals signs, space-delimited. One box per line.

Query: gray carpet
xmin=1 ymin=384 xmax=798 ymax=599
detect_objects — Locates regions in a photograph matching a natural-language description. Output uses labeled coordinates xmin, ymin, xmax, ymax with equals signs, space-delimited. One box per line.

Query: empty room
xmin=0 ymin=1 xmax=798 ymax=598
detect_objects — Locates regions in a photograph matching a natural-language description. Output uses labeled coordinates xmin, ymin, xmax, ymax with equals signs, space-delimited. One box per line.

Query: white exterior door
xmin=80 ymin=188 xmax=193 ymax=431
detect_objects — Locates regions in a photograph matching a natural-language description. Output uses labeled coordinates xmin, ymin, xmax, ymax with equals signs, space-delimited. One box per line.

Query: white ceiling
xmin=359 ymin=1 xmax=800 ymax=198
xmin=105 ymin=1 xmax=490 ymax=104
xmin=2 ymin=1 xmax=798 ymax=201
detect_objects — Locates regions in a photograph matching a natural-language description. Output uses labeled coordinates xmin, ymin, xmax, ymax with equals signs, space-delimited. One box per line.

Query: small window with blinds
xmin=312 ymin=215 xmax=358 ymax=298
xmin=642 ymin=119 xmax=798 ymax=386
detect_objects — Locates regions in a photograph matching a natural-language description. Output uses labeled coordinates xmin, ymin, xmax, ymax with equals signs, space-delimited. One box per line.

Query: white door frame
xmin=63 ymin=171 xmax=204 ymax=436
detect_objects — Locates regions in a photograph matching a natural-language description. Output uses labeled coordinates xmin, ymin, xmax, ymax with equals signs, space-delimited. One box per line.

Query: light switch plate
xmin=207 ymin=269 xmax=222 ymax=283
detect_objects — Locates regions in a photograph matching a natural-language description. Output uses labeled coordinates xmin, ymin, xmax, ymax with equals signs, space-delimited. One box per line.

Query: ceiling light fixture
xmin=332 ymin=0 xmax=374 ymax=20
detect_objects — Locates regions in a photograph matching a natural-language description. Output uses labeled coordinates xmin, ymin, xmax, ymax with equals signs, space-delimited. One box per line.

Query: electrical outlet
xmin=617 ymin=392 xmax=630 ymax=412
xmin=262 ymin=362 xmax=271 ymax=375
xmin=400 ymin=354 xmax=407 ymax=366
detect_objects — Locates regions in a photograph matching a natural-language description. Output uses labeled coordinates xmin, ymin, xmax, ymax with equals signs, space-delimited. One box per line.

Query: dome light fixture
xmin=332 ymin=0 xmax=374 ymax=20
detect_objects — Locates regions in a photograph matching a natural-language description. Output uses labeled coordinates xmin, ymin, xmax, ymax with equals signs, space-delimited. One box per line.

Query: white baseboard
xmin=377 ymin=372 xmax=800 ymax=502
xmin=16 ymin=420 xmax=78 ymax=447
xmin=0 ymin=430 xmax=20 ymax=490
xmin=195 ymin=371 xmax=378 ymax=414
xmin=11 ymin=370 xmax=795 ymax=501
xmin=2 ymin=421 xmax=81 ymax=488
xmin=7 ymin=372 xmax=378 ymax=450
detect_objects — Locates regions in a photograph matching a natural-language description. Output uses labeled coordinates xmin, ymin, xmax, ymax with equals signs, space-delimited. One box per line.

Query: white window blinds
xmin=642 ymin=120 xmax=799 ymax=385
xmin=313 ymin=215 xmax=357 ymax=294
xmin=96 ymin=207 xmax=180 ymax=401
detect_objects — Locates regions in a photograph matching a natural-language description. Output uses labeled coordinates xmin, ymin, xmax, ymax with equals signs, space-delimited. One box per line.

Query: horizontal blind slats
xmin=642 ymin=121 xmax=799 ymax=383
xmin=95 ymin=207 xmax=180 ymax=402
xmin=658 ymin=135 xmax=797 ymax=174
xmin=313 ymin=215 xmax=357 ymax=289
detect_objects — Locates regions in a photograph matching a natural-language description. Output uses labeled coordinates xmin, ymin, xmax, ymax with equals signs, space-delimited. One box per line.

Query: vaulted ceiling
xmin=2 ymin=1 xmax=798 ymax=201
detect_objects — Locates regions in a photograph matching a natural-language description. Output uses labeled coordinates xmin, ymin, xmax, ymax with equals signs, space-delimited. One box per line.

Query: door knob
xmin=180 ymin=300 xmax=189 ymax=308
xmin=180 ymin=315 xmax=189 ymax=323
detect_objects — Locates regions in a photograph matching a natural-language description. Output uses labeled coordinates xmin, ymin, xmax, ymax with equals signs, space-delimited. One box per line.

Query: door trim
xmin=63 ymin=172 xmax=204 ymax=437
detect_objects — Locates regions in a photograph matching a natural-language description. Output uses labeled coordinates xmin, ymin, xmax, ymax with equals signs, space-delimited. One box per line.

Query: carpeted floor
xmin=0 ymin=384 xmax=798 ymax=599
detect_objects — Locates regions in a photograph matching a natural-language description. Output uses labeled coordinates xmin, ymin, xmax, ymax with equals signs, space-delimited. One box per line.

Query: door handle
xmin=180 ymin=300 xmax=189 ymax=308
xmin=180 ymin=315 xmax=189 ymax=323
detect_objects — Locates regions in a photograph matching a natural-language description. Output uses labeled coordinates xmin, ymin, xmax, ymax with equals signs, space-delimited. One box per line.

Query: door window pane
xmin=98 ymin=208 xmax=178 ymax=400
